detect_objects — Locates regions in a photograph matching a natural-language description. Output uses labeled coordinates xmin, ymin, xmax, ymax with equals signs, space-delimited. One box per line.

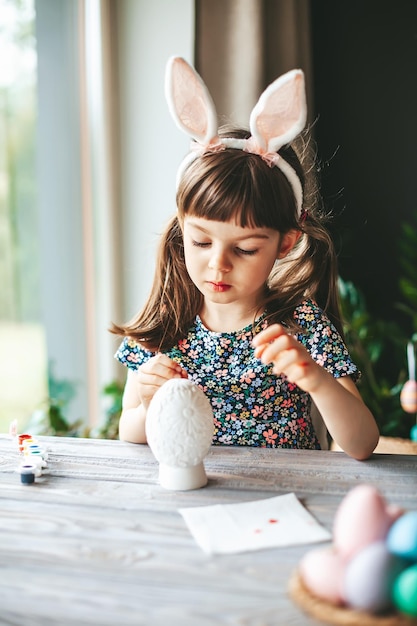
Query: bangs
xmin=177 ymin=150 xmax=298 ymax=231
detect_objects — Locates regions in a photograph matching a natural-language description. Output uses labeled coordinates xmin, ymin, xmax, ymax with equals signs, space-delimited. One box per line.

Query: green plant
xmin=337 ymin=210 xmax=417 ymax=440
xmin=91 ymin=380 xmax=123 ymax=440
xmin=25 ymin=362 xmax=86 ymax=436
xmin=397 ymin=211 xmax=417 ymax=335
xmin=338 ymin=277 xmax=413 ymax=438
xmin=25 ymin=363 xmax=123 ymax=439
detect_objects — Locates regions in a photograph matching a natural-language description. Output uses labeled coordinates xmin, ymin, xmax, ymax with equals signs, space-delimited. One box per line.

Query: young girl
xmin=112 ymin=57 xmax=379 ymax=460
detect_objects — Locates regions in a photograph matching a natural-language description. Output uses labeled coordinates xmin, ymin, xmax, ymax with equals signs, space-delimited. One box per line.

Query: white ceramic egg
xmin=146 ymin=378 xmax=214 ymax=490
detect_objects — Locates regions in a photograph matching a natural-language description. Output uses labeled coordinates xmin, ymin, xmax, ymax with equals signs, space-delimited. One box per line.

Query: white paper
xmin=179 ymin=492 xmax=331 ymax=555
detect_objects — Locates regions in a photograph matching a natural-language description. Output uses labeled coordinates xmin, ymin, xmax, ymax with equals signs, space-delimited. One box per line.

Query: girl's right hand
xmin=119 ymin=354 xmax=187 ymax=444
xmin=135 ymin=353 xmax=188 ymax=409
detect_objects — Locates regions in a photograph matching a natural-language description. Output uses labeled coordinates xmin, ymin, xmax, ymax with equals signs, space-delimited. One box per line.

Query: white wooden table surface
xmin=0 ymin=435 xmax=416 ymax=626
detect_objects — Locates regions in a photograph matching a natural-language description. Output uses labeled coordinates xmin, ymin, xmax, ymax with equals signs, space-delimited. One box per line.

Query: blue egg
xmin=387 ymin=512 xmax=417 ymax=561
xmin=343 ymin=541 xmax=406 ymax=613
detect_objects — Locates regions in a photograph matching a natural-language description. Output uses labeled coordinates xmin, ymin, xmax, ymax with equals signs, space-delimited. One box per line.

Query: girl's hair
xmin=111 ymin=127 xmax=342 ymax=350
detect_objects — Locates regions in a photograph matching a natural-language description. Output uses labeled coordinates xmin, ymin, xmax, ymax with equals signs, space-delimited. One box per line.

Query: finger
xmin=137 ymin=368 xmax=185 ymax=394
xmin=268 ymin=347 xmax=301 ymax=375
xmin=161 ymin=355 xmax=188 ymax=378
xmin=136 ymin=356 xmax=187 ymax=408
xmin=252 ymin=323 xmax=286 ymax=347
xmin=154 ymin=352 xmax=185 ymax=375
xmin=253 ymin=343 xmax=267 ymax=359
xmin=136 ymin=369 xmax=171 ymax=387
xmin=272 ymin=356 xmax=310 ymax=379
xmin=141 ymin=353 xmax=186 ymax=379
xmin=256 ymin=333 xmax=296 ymax=365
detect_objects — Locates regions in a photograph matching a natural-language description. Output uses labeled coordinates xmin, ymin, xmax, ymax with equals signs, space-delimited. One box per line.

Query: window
xmin=0 ymin=0 xmax=195 ymax=436
xmin=0 ymin=0 xmax=47 ymax=433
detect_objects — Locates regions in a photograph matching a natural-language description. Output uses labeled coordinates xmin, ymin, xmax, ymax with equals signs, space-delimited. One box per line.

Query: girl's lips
xmin=209 ymin=282 xmax=231 ymax=293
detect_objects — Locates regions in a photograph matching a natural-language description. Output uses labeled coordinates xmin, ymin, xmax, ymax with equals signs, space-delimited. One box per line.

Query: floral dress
xmin=115 ymin=299 xmax=358 ymax=449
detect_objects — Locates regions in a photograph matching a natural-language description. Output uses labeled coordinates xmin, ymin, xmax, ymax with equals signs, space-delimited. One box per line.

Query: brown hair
xmin=111 ymin=127 xmax=342 ymax=350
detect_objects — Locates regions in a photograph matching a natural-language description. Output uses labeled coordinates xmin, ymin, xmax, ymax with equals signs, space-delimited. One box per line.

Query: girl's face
xmin=182 ymin=215 xmax=297 ymax=312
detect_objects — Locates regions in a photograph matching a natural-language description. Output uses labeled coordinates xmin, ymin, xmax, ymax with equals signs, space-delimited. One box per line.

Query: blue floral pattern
xmin=115 ymin=299 xmax=358 ymax=449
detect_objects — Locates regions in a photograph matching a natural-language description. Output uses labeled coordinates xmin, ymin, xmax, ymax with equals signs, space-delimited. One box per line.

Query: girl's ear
xmin=277 ymin=229 xmax=302 ymax=259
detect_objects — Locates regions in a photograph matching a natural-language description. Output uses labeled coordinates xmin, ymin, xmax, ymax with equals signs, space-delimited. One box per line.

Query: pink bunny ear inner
xmin=166 ymin=57 xmax=218 ymax=145
xmin=250 ymin=70 xmax=307 ymax=152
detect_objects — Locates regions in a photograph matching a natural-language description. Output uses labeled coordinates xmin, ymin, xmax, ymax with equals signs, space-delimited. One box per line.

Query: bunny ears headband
xmin=165 ymin=56 xmax=307 ymax=216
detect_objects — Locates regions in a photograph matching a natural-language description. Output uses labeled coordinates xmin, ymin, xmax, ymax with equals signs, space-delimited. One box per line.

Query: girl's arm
xmin=253 ymin=324 xmax=380 ymax=460
xmin=118 ymin=354 xmax=188 ymax=444
xmin=118 ymin=371 xmax=148 ymax=443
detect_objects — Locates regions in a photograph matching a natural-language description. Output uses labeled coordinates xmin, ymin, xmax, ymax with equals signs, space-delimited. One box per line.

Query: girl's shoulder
xmin=114 ymin=336 xmax=153 ymax=370
xmin=293 ymin=297 xmax=344 ymax=351
xmin=114 ymin=318 xmax=201 ymax=370
xmin=294 ymin=299 xmax=359 ymax=380
xmin=293 ymin=298 xmax=333 ymax=331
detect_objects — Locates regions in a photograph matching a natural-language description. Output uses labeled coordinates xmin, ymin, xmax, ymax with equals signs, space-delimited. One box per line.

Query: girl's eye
xmin=236 ymin=247 xmax=257 ymax=256
xmin=191 ymin=240 xmax=257 ymax=256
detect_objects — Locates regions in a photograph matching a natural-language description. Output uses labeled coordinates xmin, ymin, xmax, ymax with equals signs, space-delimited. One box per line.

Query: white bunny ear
xmin=165 ymin=56 xmax=218 ymax=145
xmin=249 ymin=69 xmax=307 ymax=153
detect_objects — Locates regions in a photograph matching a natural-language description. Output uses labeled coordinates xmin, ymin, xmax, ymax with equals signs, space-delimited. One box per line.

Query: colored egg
xmin=387 ymin=511 xmax=417 ymax=560
xmin=333 ymin=485 xmax=393 ymax=559
xmin=410 ymin=424 xmax=417 ymax=442
xmin=400 ymin=380 xmax=417 ymax=413
xmin=343 ymin=541 xmax=406 ymax=613
xmin=386 ymin=504 xmax=405 ymax=525
xmin=299 ymin=546 xmax=345 ymax=605
xmin=392 ymin=563 xmax=417 ymax=617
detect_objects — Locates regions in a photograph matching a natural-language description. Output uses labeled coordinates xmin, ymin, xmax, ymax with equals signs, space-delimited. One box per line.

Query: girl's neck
xmin=199 ymin=303 xmax=262 ymax=333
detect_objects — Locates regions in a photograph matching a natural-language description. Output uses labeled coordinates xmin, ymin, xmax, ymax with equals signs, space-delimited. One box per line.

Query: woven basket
xmin=288 ymin=570 xmax=417 ymax=626
xmin=374 ymin=437 xmax=417 ymax=455
xmin=331 ymin=436 xmax=417 ymax=455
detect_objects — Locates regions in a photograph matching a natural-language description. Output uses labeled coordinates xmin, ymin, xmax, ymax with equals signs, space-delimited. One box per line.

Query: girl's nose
xmin=208 ymin=248 xmax=232 ymax=272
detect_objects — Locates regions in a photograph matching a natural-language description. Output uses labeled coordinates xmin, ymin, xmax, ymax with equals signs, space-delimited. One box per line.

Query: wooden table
xmin=0 ymin=435 xmax=416 ymax=626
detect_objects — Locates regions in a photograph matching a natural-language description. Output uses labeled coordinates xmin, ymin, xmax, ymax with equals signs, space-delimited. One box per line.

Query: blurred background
xmin=1 ymin=0 xmax=416 ymax=438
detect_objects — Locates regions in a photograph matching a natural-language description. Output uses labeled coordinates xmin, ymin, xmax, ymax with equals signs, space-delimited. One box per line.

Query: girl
xmin=112 ymin=58 xmax=379 ymax=460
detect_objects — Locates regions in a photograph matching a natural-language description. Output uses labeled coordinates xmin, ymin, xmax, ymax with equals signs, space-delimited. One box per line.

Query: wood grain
xmin=0 ymin=435 xmax=416 ymax=626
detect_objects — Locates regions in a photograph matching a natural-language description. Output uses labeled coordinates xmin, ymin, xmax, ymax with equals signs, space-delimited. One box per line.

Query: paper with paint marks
xmin=179 ymin=492 xmax=331 ymax=554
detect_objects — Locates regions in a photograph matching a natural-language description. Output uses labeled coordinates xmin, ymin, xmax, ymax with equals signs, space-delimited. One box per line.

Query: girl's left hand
xmin=253 ymin=324 xmax=325 ymax=394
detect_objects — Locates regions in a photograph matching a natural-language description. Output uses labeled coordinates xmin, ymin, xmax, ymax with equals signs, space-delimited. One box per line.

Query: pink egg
xmin=333 ymin=485 xmax=393 ymax=559
xmin=386 ymin=504 xmax=405 ymax=524
xmin=299 ymin=546 xmax=346 ymax=605
xmin=400 ymin=380 xmax=417 ymax=413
